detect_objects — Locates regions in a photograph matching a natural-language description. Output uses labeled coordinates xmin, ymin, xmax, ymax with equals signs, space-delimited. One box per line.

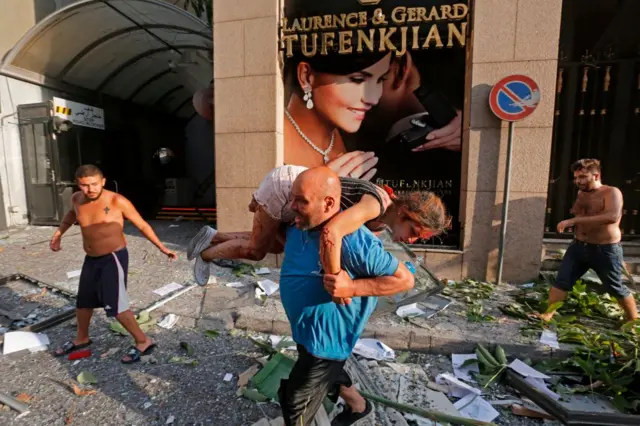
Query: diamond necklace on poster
xmin=285 ymin=109 xmax=335 ymax=164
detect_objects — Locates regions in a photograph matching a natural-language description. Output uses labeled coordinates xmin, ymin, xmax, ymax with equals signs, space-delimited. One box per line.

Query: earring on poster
xmin=303 ymin=86 xmax=314 ymax=109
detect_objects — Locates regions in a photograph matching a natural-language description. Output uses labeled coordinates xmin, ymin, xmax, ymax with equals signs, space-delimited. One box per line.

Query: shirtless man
xmin=50 ymin=165 xmax=177 ymax=363
xmin=540 ymin=159 xmax=637 ymax=323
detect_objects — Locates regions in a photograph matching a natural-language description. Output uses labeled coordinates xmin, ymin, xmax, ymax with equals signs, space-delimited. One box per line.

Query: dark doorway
xmin=17 ymin=102 xmax=75 ymax=225
xmin=545 ymin=0 xmax=640 ymax=240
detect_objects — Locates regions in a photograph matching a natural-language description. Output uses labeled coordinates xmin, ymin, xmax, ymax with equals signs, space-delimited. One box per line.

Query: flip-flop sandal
xmin=121 ymin=344 xmax=157 ymax=364
xmin=54 ymin=340 xmax=93 ymax=357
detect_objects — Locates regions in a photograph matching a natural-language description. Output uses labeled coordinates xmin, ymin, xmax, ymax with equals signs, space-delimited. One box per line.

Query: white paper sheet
xmin=435 ymin=373 xmax=482 ymax=399
xmin=157 ymin=314 xmax=179 ymax=330
xmin=66 ymin=270 xmax=82 ymax=279
xmin=257 ymin=280 xmax=279 ymax=296
xmin=3 ymin=331 xmax=50 ymax=355
xmin=454 ymin=394 xmax=500 ymax=423
xmin=540 ymin=330 xmax=560 ymax=349
xmin=353 ymin=338 xmax=395 ymax=361
xmin=223 ymin=373 xmax=233 ymax=382
xmin=255 ymin=267 xmax=271 ymax=275
xmin=225 ymin=282 xmax=246 ymax=288
xmin=153 ymin=282 xmax=184 ymax=297
xmin=524 ymin=377 xmax=561 ymax=401
xmin=396 ymin=303 xmax=427 ymax=318
xmin=207 ymin=276 xmax=217 ymax=285
xmin=508 ymin=359 xmax=550 ymax=379
xmin=269 ymin=335 xmax=297 ymax=350
xmin=452 ymin=354 xmax=479 ymax=383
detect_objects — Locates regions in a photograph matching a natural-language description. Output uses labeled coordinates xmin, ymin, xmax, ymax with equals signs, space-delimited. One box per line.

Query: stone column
xmin=462 ymin=0 xmax=563 ymax=282
xmin=213 ymin=0 xmax=283 ymax=233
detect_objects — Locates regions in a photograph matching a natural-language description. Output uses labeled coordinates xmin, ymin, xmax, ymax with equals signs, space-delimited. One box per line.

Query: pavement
xmin=0 ymin=222 xmax=572 ymax=358
xmin=0 ymin=222 xmax=571 ymax=425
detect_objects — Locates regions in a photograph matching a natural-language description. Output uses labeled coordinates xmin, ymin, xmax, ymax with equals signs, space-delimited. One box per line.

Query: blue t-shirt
xmin=280 ymin=225 xmax=399 ymax=361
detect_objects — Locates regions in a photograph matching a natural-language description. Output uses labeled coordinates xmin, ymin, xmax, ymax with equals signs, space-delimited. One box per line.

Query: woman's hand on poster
xmin=327 ymin=151 xmax=379 ymax=181
xmin=412 ymin=110 xmax=462 ymax=153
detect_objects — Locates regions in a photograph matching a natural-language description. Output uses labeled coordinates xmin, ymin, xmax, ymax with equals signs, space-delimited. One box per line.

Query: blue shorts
xmin=77 ymin=248 xmax=130 ymax=317
xmin=555 ymin=241 xmax=630 ymax=299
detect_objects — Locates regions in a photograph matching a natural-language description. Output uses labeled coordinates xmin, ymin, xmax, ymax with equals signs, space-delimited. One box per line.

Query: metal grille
xmin=545 ymin=59 xmax=640 ymax=239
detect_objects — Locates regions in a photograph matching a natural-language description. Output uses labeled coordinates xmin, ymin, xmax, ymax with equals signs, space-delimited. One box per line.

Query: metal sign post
xmin=488 ymin=75 xmax=541 ymax=284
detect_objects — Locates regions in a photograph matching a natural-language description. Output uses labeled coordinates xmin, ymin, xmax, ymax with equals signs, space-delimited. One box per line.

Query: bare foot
xmin=529 ymin=312 xmax=554 ymax=322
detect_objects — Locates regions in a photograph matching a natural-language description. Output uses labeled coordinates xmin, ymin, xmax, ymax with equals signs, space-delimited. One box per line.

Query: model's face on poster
xmin=281 ymin=0 xmax=468 ymax=246
xmin=303 ymin=53 xmax=392 ymax=134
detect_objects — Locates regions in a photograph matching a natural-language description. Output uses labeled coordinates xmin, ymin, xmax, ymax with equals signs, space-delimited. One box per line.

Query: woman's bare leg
xmin=211 ymin=231 xmax=252 ymax=245
xmin=201 ymin=207 xmax=280 ymax=262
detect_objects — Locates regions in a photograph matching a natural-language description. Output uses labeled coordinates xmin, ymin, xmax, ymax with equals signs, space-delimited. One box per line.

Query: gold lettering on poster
xmin=447 ymin=22 xmax=466 ymax=47
xmin=279 ymin=2 xmax=469 ymax=57
xmin=301 ymin=33 xmax=318 ymax=57
xmin=321 ymin=32 xmax=335 ymax=55
xmin=423 ymin=24 xmax=443 ymax=49
xmin=356 ymin=28 xmax=376 ymax=53
xmin=379 ymin=27 xmax=397 ymax=52
xmin=339 ymin=31 xmax=353 ymax=54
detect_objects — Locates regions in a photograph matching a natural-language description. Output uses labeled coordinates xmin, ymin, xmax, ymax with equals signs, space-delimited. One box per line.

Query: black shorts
xmin=278 ymin=345 xmax=353 ymax=426
xmin=555 ymin=241 xmax=631 ymax=299
xmin=77 ymin=248 xmax=130 ymax=317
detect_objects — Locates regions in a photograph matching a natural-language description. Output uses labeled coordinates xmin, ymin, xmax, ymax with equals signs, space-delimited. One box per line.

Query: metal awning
xmin=1 ymin=0 xmax=212 ymax=119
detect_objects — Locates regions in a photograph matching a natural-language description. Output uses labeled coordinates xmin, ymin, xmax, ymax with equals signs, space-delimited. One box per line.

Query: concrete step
xmin=543 ymin=240 xmax=640 ymax=275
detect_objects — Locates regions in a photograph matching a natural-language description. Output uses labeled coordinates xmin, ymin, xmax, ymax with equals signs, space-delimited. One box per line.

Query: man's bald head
xmin=290 ymin=167 xmax=341 ymax=230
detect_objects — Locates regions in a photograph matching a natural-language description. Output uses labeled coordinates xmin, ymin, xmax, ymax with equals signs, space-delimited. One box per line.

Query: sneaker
xmin=194 ymin=255 xmax=211 ymax=286
xmin=331 ymin=400 xmax=375 ymax=426
xmin=187 ymin=226 xmax=217 ymax=261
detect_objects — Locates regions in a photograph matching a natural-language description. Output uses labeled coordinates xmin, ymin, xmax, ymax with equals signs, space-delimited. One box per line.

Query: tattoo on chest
xmin=104 ymin=207 xmax=110 ymax=215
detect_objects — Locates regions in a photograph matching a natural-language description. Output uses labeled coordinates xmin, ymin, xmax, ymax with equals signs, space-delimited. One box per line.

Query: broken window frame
xmin=506 ymin=370 xmax=640 ymax=426
xmin=0 ymin=273 xmax=77 ymax=345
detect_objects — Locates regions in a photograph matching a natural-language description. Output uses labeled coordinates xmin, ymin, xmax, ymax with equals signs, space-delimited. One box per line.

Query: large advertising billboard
xmin=279 ymin=0 xmax=469 ymax=247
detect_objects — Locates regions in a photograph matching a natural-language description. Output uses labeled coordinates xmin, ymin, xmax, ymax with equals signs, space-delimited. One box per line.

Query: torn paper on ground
xmin=353 ymin=339 xmax=395 ymax=361
xmin=435 ymin=373 xmax=482 ymax=399
xmin=255 ymin=267 xmax=271 ymax=275
xmin=226 ymin=282 xmax=245 ymax=288
xmin=157 ymin=314 xmax=179 ymax=330
xmin=153 ymin=282 xmax=184 ymax=297
xmin=540 ymin=330 xmax=560 ymax=349
xmin=451 ymin=354 xmax=479 ymax=383
xmin=524 ymin=377 xmax=561 ymax=401
xmin=3 ymin=331 xmax=50 ymax=355
xmin=454 ymin=394 xmax=500 ymax=423
xmin=223 ymin=373 xmax=233 ymax=382
xmin=269 ymin=335 xmax=297 ymax=351
xmin=257 ymin=280 xmax=279 ymax=296
xmin=396 ymin=303 xmax=427 ymax=318
xmin=508 ymin=359 xmax=550 ymax=379
xmin=66 ymin=270 xmax=82 ymax=280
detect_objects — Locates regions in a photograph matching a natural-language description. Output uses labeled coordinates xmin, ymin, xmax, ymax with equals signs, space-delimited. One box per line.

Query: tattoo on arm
xmin=104 ymin=207 xmax=110 ymax=215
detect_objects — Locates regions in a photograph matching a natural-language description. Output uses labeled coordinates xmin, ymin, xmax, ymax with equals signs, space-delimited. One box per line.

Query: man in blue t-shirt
xmin=278 ymin=167 xmax=414 ymax=426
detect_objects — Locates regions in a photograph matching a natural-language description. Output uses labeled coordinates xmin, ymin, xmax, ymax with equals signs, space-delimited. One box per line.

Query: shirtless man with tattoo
xmin=539 ymin=159 xmax=637 ymax=323
xmin=50 ymin=165 xmax=177 ymax=363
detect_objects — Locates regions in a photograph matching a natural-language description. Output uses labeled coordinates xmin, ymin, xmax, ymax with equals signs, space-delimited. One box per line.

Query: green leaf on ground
xmin=168 ymin=356 xmax=198 ymax=366
xmin=77 ymin=371 xmax=97 ymax=385
xmin=204 ymin=330 xmax=219 ymax=339
xmin=180 ymin=342 xmax=195 ymax=356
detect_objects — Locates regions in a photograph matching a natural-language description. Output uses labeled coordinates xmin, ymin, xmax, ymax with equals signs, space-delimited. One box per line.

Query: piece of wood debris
xmin=511 ymin=404 xmax=555 ymax=420
xmin=238 ymin=364 xmax=261 ymax=388
xmin=15 ymin=393 xmax=33 ymax=403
